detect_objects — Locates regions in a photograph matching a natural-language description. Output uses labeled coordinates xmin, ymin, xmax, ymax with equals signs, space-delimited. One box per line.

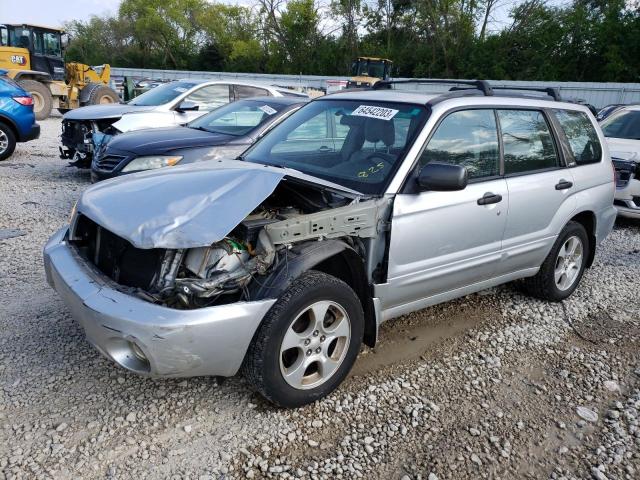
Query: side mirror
xmin=176 ymin=100 xmax=199 ymax=112
xmin=61 ymin=33 xmax=70 ymax=49
xmin=417 ymin=162 xmax=468 ymax=191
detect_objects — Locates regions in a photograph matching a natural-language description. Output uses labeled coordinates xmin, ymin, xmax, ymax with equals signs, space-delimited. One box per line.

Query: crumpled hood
xmin=105 ymin=126 xmax=235 ymax=156
xmin=63 ymin=104 xmax=155 ymax=121
xmin=77 ymin=161 xmax=286 ymax=249
xmin=606 ymin=137 xmax=640 ymax=162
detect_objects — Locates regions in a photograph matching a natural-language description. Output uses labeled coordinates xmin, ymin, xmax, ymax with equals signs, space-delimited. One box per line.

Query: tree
xmin=61 ymin=0 xmax=640 ymax=82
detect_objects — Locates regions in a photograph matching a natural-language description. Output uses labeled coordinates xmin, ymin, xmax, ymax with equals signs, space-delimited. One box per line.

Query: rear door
xmin=497 ymin=109 xmax=576 ymax=274
xmin=384 ymin=109 xmax=508 ymax=309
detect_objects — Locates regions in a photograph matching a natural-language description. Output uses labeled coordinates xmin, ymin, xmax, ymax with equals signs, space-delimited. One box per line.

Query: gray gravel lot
xmin=1 ymin=118 xmax=639 ymax=480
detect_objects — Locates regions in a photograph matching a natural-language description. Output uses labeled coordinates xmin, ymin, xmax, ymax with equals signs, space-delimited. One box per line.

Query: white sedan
xmin=59 ymin=79 xmax=306 ymax=166
xmin=603 ymin=105 xmax=640 ymax=219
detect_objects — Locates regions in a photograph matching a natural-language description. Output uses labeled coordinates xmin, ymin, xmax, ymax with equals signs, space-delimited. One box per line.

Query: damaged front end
xmin=60 ymin=118 xmax=120 ymax=166
xmin=612 ymin=157 xmax=640 ymax=216
xmin=68 ymin=161 xmax=391 ymax=310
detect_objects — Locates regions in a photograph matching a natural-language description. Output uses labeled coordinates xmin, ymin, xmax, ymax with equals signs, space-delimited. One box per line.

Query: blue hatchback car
xmin=0 ymin=73 xmax=40 ymax=160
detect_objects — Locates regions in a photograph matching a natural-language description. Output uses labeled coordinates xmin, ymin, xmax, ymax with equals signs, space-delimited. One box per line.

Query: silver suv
xmin=44 ymin=81 xmax=617 ymax=407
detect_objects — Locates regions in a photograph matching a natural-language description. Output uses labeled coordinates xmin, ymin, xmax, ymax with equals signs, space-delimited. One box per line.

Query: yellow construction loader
xmin=346 ymin=57 xmax=393 ymax=88
xmin=0 ymin=24 xmax=119 ymax=119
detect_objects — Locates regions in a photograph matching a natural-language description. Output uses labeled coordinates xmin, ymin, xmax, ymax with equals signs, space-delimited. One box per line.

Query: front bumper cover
xmin=43 ymin=227 xmax=276 ymax=377
xmin=614 ymin=164 xmax=640 ymax=219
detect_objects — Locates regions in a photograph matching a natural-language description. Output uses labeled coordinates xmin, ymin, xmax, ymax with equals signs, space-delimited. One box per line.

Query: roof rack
xmin=373 ymin=79 xmax=494 ymax=96
xmin=489 ymin=86 xmax=562 ymax=101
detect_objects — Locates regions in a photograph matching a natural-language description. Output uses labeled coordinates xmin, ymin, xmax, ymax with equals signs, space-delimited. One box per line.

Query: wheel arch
xmin=0 ymin=115 xmax=19 ymax=140
xmin=569 ymin=210 xmax=597 ymax=267
xmin=248 ymin=239 xmax=377 ymax=348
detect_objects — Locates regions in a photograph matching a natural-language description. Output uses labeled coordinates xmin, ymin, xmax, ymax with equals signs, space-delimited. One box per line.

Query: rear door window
xmin=419 ymin=109 xmax=500 ymax=180
xmin=498 ymin=110 xmax=559 ymax=175
xmin=553 ymin=109 xmax=602 ymax=165
xmin=235 ymin=85 xmax=270 ymax=100
xmin=185 ymin=84 xmax=231 ymax=111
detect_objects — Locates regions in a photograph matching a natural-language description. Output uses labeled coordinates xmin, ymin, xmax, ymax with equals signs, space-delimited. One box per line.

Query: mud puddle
xmin=351 ymin=301 xmax=493 ymax=377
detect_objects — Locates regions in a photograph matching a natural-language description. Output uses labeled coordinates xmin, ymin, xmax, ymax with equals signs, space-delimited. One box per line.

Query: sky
xmin=1 ymin=0 xmax=568 ymax=35
xmin=1 ymin=0 xmax=523 ymax=29
xmin=0 ymin=0 xmax=122 ymax=27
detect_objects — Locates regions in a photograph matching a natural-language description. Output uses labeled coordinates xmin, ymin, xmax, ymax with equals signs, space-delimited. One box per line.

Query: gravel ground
xmin=1 ymin=118 xmax=639 ymax=480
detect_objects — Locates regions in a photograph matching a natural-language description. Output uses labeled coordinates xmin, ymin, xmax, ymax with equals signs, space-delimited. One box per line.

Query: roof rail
xmin=373 ymin=79 xmax=494 ymax=96
xmin=489 ymin=86 xmax=562 ymax=101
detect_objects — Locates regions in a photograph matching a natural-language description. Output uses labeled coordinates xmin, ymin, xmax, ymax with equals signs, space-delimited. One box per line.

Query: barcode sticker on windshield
xmin=351 ymin=105 xmax=398 ymax=120
xmin=174 ymin=87 xmax=188 ymax=93
xmin=259 ymin=105 xmax=277 ymax=115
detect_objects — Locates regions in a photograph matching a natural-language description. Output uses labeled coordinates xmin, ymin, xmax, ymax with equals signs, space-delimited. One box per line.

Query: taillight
xmin=13 ymin=96 xmax=34 ymax=106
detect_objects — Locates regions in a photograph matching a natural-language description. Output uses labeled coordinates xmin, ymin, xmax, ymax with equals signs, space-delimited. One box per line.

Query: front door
xmin=384 ymin=109 xmax=508 ymax=310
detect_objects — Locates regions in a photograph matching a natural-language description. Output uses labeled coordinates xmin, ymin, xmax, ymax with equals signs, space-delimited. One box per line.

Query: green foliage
xmin=63 ymin=0 xmax=640 ymax=82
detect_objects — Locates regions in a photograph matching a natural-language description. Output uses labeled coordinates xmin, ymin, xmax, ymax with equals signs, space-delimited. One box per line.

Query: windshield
xmin=128 ymin=81 xmax=196 ymax=106
xmin=189 ymin=99 xmax=290 ymax=136
xmin=601 ymin=109 xmax=640 ymax=140
xmin=243 ymin=99 xmax=428 ymax=194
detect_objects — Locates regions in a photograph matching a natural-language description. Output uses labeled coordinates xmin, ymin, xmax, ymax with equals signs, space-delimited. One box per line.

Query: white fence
xmin=111 ymin=67 xmax=640 ymax=109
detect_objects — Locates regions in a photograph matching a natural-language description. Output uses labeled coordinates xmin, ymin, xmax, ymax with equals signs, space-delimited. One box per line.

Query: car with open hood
xmin=90 ymin=96 xmax=307 ymax=182
xmin=44 ymin=81 xmax=616 ymax=407
xmin=600 ymin=105 xmax=640 ymax=219
xmin=60 ymin=79 xmax=307 ymax=166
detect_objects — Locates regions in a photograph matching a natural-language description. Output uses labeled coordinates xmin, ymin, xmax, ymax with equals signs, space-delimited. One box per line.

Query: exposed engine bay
xmin=60 ymin=118 xmax=121 ymax=166
xmin=69 ymin=179 xmax=392 ymax=309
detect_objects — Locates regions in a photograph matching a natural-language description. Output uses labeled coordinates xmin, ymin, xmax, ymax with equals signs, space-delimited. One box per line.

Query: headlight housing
xmin=121 ymin=155 xmax=183 ymax=173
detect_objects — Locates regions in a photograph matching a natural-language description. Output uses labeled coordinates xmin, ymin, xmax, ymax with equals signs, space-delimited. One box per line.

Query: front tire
xmin=0 ymin=122 xmax=16 ymax=160
xmin=17 ymin=79 xmax=52 ymax=120
xmin=522 ymin=221 xmax=589 ymax=301
xmin=243 ymin=271 xmax=364 ymax=408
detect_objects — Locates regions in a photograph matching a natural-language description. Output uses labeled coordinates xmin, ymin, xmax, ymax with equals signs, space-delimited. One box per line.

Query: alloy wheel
xmin=554 ymin=235 xmax=584 ymax=291
xmin=279 ymin=300 xmax=351 ymax=390
xmin=0 ymin=130 xmax=7 ymax=154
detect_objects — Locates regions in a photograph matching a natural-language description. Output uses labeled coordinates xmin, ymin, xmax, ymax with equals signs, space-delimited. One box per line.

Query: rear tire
xmin=243 ymin=271 xmax=364 ymax=408
xmin=0 ymin=122 xmax=16 ymax=160
xmin=522 ymin=221 xmax=589 ymax=301
xmin=17 ymin=79 xmax=52 ymax=120
xmin=83 ymin=84 xmax=120 ymax=106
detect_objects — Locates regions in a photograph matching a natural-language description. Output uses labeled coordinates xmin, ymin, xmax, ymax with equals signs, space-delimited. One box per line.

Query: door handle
xmin=477 ymin=192 xmax=502 ymax=205
xmin=555 ymin=179 xmax=573 ymax=190
xmin=317 ymin=146 xmax=332 ymax=152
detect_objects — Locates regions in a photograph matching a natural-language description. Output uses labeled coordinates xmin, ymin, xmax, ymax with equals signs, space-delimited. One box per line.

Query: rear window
xmin=553 ymin=109 xmax=602 ymax=165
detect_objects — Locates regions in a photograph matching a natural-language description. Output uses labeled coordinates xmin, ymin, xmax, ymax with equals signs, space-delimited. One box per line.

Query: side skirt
xmin=375 ymin=267 xmax=539 ymax=324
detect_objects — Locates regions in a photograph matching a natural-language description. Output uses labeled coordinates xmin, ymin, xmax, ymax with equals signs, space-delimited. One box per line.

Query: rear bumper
xmin=43 ymin=227 xmax=276 ymax=377
xmin=19 ymin=123 xmax=40 ymax=142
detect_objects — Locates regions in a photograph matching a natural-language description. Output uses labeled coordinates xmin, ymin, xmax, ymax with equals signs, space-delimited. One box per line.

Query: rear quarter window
xmin=553 ymin=109 xmax=602 ymax=165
